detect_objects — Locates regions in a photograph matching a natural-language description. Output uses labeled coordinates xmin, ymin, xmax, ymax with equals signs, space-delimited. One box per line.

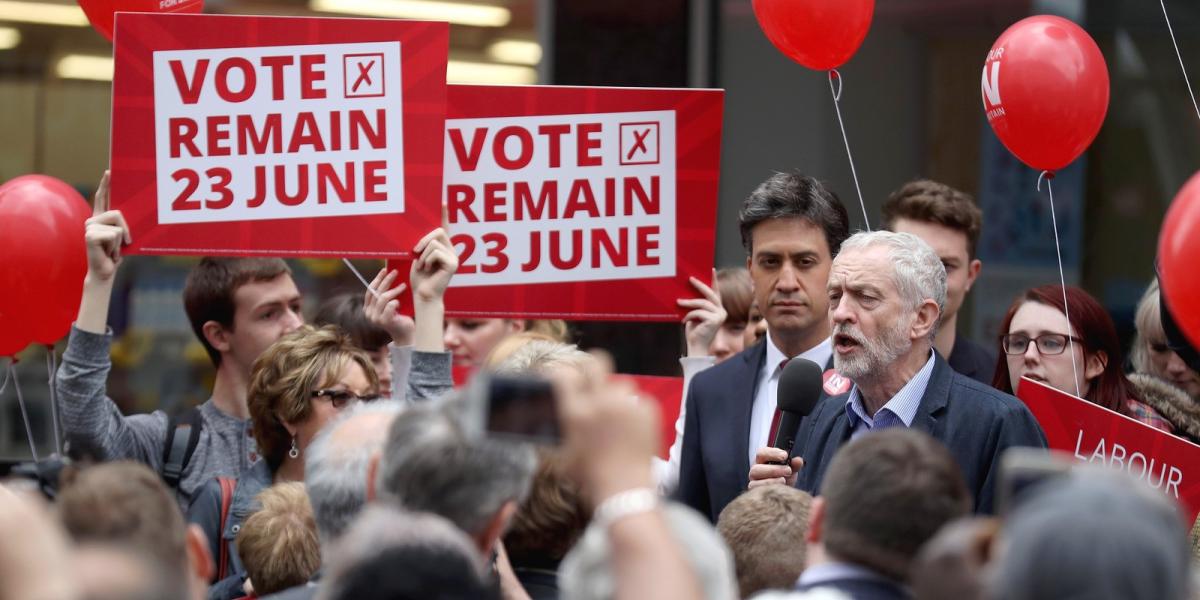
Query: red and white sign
xmin=613 ymin=374 xmax=684 ymax=459
xmin=111 ymin=13 xmax=448 ymax=258
xmin=1018 ymin=377 xmax=1200 ymax=523
xmin=390 ymin=84 xmax=723 ymax=321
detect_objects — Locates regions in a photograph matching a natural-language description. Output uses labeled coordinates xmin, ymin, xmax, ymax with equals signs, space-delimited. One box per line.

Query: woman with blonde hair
xmin=1129 ymin=280 xmax=1200 ymax=443
xmin=189 ymin=325 xmax=379 ymax=600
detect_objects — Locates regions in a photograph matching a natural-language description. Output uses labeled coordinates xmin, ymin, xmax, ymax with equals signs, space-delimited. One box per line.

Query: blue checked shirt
xmin=845 ymin=352 xmax=936 ymax=439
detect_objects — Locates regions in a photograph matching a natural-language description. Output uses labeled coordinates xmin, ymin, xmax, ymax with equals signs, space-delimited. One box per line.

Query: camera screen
xmin=486 ymin=375 xmax=560 ymax=444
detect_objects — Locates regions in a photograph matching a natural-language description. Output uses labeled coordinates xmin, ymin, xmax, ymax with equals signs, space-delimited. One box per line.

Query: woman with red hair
xmin=992 ymin=284 xmax=1173 ymax=432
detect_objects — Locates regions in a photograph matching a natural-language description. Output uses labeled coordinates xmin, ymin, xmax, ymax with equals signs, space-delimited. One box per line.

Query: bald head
xmin=305 ymin=400 xmax=404 ymax=546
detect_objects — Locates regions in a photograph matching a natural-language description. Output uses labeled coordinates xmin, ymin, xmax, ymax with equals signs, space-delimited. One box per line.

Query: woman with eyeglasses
xmin=188 ymin=325 xmax=381 ymax=600
xmin=992 ymin=284 xmax=1173 ymax=433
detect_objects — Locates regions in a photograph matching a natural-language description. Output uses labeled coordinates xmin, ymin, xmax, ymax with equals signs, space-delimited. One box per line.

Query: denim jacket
xmin=187 ymin=458 xmax=273 ymax=600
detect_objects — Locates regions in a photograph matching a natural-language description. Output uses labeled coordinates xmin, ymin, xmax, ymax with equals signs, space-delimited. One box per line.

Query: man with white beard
xmin=748 ymin=231 xmax=1046 ymax=514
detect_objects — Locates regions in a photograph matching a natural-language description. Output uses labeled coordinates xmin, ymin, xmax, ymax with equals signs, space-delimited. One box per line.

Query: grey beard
xmin=833 ymin=320 xmax=912 ymax=383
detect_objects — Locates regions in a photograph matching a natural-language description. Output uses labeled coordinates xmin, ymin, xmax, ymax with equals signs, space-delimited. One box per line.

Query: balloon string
xmin=828 ymin=70 xmax=870 ymax=231
xmin=10 ymin=363 xmax=39 ymax=463
xmin=0 ymin=358 xmax=10 ymax=397
xmin=1038 ymin=171 xmax=1082 ymax=399
xmin=1160 ymin=0 xmax=1200 ymax=125
xmin=46 ymin=348 xmax=62 ymax=456
xmin=342 ymin=258 xmax=382 ymax=300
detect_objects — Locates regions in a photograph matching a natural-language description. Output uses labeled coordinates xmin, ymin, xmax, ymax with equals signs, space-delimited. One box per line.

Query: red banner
xmin=613 ymin=374 xmax=684 ymax=459
xmin=389 ymin=83 xmax=723 ymax=321
xmin=1018 ymin=376 xmax=1200 ymax=522
xmin=110 ymin=13 xmax=448 ymax=258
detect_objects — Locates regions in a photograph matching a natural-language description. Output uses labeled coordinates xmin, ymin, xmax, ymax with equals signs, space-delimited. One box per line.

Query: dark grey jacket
xmin=793 ymin=352 xmax=1048 ymax=514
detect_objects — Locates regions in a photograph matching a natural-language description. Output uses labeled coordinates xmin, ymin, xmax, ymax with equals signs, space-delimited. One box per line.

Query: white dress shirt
xmin=747 ymin=332 xmax=833 ymax=467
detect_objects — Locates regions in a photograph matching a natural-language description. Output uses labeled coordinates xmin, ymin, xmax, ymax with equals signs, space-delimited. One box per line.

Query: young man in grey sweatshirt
xmin=55 ymin=173 xmax=453 ymax=509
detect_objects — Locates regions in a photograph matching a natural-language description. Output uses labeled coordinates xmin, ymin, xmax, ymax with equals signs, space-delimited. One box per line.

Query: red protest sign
xmin=1018 ymin=376 xmax=1200 ymax=522
xmin=613 ymin=374 xmax=684 ymax=459
xmin=110 ymin=13 xmax=447 ymax=258
xmin=390 ymin=84 xmax=723 ymax=321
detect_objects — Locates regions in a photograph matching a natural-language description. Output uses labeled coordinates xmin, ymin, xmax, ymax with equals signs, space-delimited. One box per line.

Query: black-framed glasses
xmin=311 ymin=389 xmax=380 ymax=409
xmin=1000 ymin=333 xmax=1084 ymax=356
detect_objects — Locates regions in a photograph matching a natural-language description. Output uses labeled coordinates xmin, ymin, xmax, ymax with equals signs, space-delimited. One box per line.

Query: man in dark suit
xmin=882 ymin=180 xmax=996 ymax=384
xmin=793 ymin=429 xmax=972 ymax=599
xmin=751 ymin=231 xmax=1045 ymax=514
xmin=676 ymin=172 xmax=850 ymax=522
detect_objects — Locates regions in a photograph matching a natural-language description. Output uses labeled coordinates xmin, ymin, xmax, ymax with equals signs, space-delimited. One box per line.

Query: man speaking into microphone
xmin=750 ymin=231 xmax=1046 ymax=513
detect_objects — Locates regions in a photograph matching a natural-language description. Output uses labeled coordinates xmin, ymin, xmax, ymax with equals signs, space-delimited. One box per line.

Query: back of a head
xmin=236 ymin=482 xmax=320 ymax=596
xmin=305 ymin=400 xmax=404 ymax=545
xmin=57 ymin=462 xmax=188 ymax=580
xmin=183 ymin=257 xmax=291 ymax=366
xmin=717 ymin=485 xmax=813 ymax=598
xmin=319 ymin=506 xmax=494 ymax=600
xmin=503 ymin=448 xmax=590 ymax=566
xmin=820 ymin=429 xmax=971 ymax=582
xmin=737 ymin=172 xmax=850 ymax=256
xmin=377 ymin=402 xmax=537 ymax=539
xmin=74 ymin=543 xmax=177 ymax=600
xmin=492 ymin=339 xmax=594 ymax=378
xmin=313 ymin=292 xmax=392 ymax=353
xmin=560 ymin=502 xmax=738 ymax=600
xmin=991 ymin=471 xmax=1189 ymax=600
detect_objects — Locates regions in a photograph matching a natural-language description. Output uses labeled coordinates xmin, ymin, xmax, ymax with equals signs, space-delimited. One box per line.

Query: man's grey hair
xmin=991 ymin=469 xmax=1189 ymax=600
xmin=560 ymin=502 xmax=738 ymax=600
xmin=493 ymin=340 xmax=594 ymax=376
xmin=305 ymin=400 xmax=404 ymax=546
xmin=318 ymin=506 xmax=485 ymax=600
xmin=839 ymin=231 xmax=947 ymax=329
xmin=376 ymin=401 xmax=537 ymax=538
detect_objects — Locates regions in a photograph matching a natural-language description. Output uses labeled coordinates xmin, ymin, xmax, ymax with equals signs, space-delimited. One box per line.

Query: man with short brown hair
xmin=794 ymin=429 xmax=971 ymax=598
xmin=716 ymin=485 xmax=813 ymax=598
xmin=56 ymin=173 xmax=305 ymax=507
xmin=882 ymin=179 xmax=993 ymax=383
xmin=57 ymin=461 xmax=213 ymax=600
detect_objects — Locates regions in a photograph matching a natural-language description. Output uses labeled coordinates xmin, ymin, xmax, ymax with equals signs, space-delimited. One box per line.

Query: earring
xmin=288 ymin=437 xmax=300 ymax=459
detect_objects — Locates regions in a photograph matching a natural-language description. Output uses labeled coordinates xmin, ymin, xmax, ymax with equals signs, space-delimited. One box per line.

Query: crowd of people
xmin=1 ymin=169 xmax=1198 ymax=600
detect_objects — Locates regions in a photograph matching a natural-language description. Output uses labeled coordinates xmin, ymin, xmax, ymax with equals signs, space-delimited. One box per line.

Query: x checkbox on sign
xmin=343 ymin=52 xmax=386 ymax=98
xmin=619 ymin=121 xmax=660 ymax=165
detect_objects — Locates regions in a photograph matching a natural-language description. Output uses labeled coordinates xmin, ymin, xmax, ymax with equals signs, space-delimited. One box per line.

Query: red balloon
xmin=0 ymin=311 xmax=32 ymax=358
xmin=751 ymin=0 xmax=874 ymax=71
xmin=1159 ymin=172 xmax=1200 ymax=350
xmin=78 ymin=0 xmax=204 ymax=41
xmin=0 ymin=176 xmax=91 ymax=347
xmin=981 ymin=15 xmax=1109 ymax=172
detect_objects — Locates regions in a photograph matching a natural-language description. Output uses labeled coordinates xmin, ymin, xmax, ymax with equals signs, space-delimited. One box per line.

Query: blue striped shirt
xmin=845 ymin=352 xmax=936 ymax=439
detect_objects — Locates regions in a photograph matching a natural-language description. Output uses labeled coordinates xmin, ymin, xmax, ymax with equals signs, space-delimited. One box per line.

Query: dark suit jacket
xmin=795 ymin=577 xmax=911 ymax=600
xmin=676 ymin=340 xmax=835 ymax=522
xmin=793 ymin=353 xmax=1047 ymax=514
xmin=948 ymin=334 xmax=997 ymax=385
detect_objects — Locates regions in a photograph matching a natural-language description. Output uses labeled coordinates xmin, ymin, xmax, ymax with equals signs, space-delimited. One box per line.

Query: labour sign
xmin=1017 ymin=377 xmax=1200 ymax=523
xmin=111 ymin=13 xmax=448 ymax=257
xmin=390 ymin=84 xmax=723 ymax=320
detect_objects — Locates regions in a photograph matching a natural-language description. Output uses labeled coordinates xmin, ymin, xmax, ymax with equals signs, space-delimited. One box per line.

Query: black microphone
xmin=772 ymin=358 xmax=825 ymax=456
